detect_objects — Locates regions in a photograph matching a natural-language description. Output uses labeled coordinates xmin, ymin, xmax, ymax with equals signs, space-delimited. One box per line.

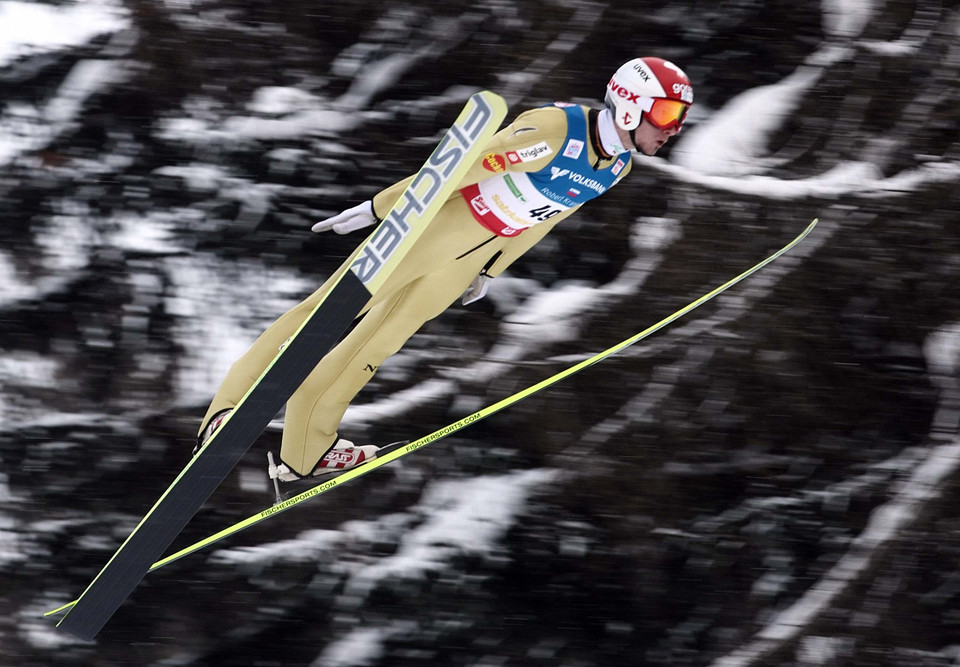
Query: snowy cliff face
xmin=2 ymin=1 xmax=960 ymax=665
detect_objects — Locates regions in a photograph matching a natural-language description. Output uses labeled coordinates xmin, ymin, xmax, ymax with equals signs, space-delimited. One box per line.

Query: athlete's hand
xmin=462 ymin=273 xmax=491 ymax=305
xmin=312 ymin=201 xmax=378 ymax=234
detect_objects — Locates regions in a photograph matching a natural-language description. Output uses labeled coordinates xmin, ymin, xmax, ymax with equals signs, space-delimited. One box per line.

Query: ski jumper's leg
xmin=278 ymin=239 xmax=502 ymax=474
xmin=200 ymin=196 xmax=499 ymax=451
xmin=197 ymin=240 xmax=368 ymax=435
xmin=198 ymin=205 xmax=473 ymax=434
xmin=279 ymin=196 xmax=538 ymax=475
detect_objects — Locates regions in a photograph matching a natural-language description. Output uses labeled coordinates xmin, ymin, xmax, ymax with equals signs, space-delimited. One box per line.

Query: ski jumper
xmin=200 ymin=103 xmax=633 ymax=476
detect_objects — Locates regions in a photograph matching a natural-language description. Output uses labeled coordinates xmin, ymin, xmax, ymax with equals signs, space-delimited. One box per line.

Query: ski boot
xmin=193 ymin=409 xmax=232 ymax=456
xmin=268 ymin=439 xmax=380 ymax=483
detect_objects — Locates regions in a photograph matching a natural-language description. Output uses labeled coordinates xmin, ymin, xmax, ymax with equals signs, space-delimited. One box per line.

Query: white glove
xmin=461 ymin=273 xmax=491 ymax=305
xmin=312 ymin=201 xmax=378 ymax=235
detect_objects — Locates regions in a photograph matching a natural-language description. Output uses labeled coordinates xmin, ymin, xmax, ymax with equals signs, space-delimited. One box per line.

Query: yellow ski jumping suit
xmin=201 ymin=103 xmax=633 ymax=475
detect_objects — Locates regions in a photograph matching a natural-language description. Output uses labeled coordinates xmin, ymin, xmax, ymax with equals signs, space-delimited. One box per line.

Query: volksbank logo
xmin=549 ymin=167 xmax=607 ymax=194
xmin=351 ymin=95 xmax=497 ymax=285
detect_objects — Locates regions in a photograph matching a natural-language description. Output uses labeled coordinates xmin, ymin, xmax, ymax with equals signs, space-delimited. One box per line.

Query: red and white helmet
xmin=605 ymin=57 xmax=694 ymax=132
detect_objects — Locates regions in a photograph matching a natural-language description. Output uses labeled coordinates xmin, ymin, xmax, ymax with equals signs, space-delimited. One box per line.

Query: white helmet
xmin=605 ymin=57 xmax=694 ymax=132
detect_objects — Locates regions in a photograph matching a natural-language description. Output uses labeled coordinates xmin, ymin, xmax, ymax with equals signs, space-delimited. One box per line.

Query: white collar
xmin=597 ymin=108 xmax=630 ymax=157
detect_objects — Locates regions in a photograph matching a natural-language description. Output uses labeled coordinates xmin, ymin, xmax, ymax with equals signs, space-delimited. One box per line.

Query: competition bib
xmin=461 ymin=104 xmax=630 ymax=237
xmin=461 ymin=172 xmax=569 ymax=236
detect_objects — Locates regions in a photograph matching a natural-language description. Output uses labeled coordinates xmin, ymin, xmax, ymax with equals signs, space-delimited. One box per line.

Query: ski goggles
xmin=645 ymin=98 xmax=690 ymax=131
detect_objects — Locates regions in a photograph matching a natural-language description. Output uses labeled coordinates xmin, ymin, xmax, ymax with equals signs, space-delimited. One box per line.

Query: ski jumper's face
xmin=633 ymin=118 xmax=680 ymax=156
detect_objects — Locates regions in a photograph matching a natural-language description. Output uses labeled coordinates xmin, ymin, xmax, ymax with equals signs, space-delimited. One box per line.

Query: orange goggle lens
xmin=645 ymin=98 xmax=689 ymax=130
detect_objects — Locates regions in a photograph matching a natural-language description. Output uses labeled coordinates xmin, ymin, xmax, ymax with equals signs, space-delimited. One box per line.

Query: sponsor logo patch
xmin=673 ymin=82 xmax=694 ymax=103
xmin=470 ymin=194 xmax=491 ymax=216
xmin=612 ymin=159 xmax=626 ymax=176
xmin=325 ymin=451 xmax=357 ymax=464
xmin=506 ymin=141 xmax=552 ymax=164
xmin=553 ymin=102 xmax=576 ymax=108
xmin=608 ymin=78 xmax=641 ymax=104
xmin=482 ymin=153 xmax=507 ymax=173
xmin=547 ymin=167 xmax=607 ymax=194
xmin=563 ymin=139 xmax=584 ymax=159
xmin=631 ymin=62 xmax=652 ymax=82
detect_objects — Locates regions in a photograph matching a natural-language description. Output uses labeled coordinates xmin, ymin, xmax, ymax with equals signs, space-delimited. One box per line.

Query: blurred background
xmin=2 ymin=0 xmax=959 ymax=665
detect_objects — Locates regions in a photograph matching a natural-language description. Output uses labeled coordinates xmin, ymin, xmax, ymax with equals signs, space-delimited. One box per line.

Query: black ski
xmin=55 ymin=91 xmax=507 ymax=641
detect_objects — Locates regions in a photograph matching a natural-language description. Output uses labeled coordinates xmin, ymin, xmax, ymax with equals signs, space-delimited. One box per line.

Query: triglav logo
xmin=507 ymin=141 xmax=552 ymax=164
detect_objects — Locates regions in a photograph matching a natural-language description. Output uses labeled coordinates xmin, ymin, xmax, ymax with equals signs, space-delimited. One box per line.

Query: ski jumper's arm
xmin=370 ymin=105 xmax=633 ymax=277
xmin=371 ymin=106 xmax=574 ymax=220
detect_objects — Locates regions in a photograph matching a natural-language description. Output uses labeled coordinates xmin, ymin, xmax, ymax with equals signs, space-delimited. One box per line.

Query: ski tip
xmin=796 ymin=217 xmax=818 ymax=240
xmin=473 ymin=89 xmax=507 ymax=105
xmin=43 ymin=600 xmax=77 ymax=617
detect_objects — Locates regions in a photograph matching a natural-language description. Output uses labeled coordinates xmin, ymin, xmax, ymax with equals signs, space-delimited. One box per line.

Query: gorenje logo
xmin=672 ymin=82 xmax=694 ymax=103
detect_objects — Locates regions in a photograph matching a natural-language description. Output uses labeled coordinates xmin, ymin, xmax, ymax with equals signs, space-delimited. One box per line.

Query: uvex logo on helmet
xmin=604 ymin=56 xmax=694 ymax=132
xmin=607 ymin=78 xmax=641 ymax=104
xmin=630 ymin=61 xmax=652 ymax=82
